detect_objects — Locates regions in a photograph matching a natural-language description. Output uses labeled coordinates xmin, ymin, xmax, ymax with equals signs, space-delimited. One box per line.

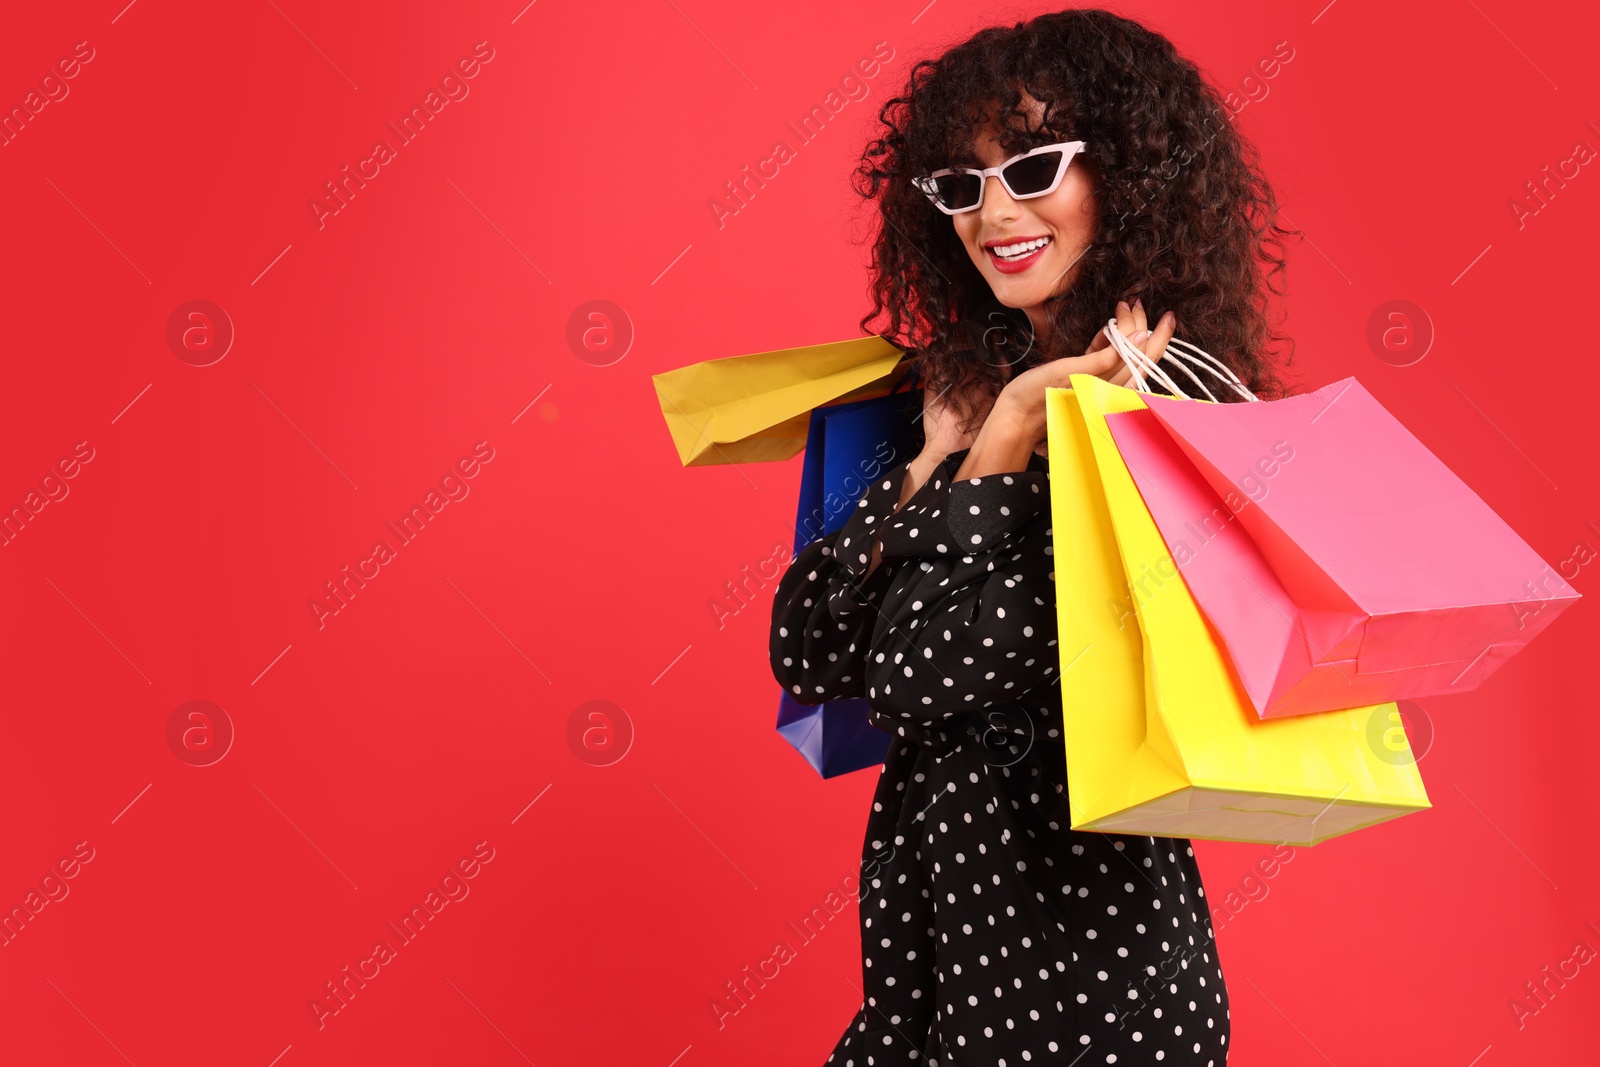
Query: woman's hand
xmin=950 ymin=299 xmax=1176 ymax=482
xmin=994 ymin=298 xmax=1176 ymax=451
xmin=901 ymin=375 xmax=1000 ymax=494
xmin=921 ymin=375 xmax=1001 ymax=460
xmin=862 ymin=377 xmax=1000 ymax=580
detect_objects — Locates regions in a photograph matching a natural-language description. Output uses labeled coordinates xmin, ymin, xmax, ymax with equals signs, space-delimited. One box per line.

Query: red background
xmin=1 ymin=1 xmax=1596 ymax=1064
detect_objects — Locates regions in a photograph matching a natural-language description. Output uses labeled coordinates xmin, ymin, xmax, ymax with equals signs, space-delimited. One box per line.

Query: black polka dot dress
xmin=770 ymin=447 xmax=1230 ymax=1066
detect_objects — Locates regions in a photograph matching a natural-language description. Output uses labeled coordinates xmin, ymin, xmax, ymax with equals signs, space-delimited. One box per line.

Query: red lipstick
xmin=983 ymin=234 xmax=1051 ymax=275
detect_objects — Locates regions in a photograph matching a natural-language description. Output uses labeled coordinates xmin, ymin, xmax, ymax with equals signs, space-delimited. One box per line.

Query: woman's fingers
xmin=1130 ymin=296 xmax=1148 ymax=336
xmin=1144 ymin=309 xmax=1177 ymax=366
xmin=1103 ymin=328 xmax=1149 ymax=384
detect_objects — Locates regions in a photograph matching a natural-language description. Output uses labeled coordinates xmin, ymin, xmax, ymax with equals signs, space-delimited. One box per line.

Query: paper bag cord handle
xmin=1101 ymin=319 xmax=1259 ymax=403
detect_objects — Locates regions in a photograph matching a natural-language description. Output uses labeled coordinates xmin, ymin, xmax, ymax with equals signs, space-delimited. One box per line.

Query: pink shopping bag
xmin=1103 ymin=377 xmax=1580 ymax=718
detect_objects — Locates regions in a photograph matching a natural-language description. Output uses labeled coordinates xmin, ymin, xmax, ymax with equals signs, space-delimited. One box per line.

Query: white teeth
xmin=992 ymin=237 xmax=1050 ymax=259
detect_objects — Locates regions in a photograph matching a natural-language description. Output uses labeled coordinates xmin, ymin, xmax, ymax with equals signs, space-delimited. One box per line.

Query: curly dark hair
xmin=852 ymin=7 xmax=1301 ymax=426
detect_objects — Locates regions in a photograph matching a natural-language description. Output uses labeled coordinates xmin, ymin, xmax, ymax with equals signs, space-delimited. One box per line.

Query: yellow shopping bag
xmin=1047 ymin=376 xmax=1431 ymax=845
xmin=652 ymin=335 xmax=908 ymax=467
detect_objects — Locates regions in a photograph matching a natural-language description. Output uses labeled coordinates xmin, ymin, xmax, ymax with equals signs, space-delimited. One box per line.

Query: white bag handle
xmin=1100 ymin=319 xmax=1259 ymax=403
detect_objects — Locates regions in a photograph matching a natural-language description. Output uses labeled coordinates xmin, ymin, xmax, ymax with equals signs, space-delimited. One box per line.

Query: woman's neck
xmin=1023 ymin=305 xmax=1053 ymax=346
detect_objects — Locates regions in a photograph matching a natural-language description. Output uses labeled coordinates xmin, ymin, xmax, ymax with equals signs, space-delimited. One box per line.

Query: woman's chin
xmin=983 ymin=278 xmax=1046 ymax=310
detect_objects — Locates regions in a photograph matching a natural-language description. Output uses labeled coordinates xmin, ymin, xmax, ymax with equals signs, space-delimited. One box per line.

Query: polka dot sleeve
xmin=768 ymin=462 xmax=910 ymax=704
xmin=861 ymin=448 xmax=1060 ymax=722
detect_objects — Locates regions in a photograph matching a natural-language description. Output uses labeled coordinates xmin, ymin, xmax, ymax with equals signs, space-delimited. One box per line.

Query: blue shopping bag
xmin=777 ymin=692 xmax=896 ymax=779
xmin=792 ymin=388 xmax=917 ymax=553
xmin=776 ymin=374 xmax=921 ymax=778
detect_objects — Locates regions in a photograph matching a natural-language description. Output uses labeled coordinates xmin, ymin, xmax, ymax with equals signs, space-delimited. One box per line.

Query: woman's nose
xmin=980 ymin=175 xmax=1019 ymax=222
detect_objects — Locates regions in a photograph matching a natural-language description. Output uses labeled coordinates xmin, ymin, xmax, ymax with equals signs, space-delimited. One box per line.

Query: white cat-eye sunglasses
xmin=912 ymin=140 xmax=1088 ymax=215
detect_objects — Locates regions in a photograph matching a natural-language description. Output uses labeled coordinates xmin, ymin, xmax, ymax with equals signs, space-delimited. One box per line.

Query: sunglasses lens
xmin=921 ymin=172 xmax=983 ymax=211
xmin=1002 ymin=150 xmax=1066 ymax=196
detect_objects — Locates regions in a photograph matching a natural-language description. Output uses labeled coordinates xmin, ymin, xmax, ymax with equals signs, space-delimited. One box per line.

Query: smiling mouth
xmin=986 ymin=235 xmax=1052 ymax=261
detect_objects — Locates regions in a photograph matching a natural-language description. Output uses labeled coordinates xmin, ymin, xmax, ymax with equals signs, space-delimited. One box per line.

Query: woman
xmin=769 ymin=9 xmax=1295 ymax=1066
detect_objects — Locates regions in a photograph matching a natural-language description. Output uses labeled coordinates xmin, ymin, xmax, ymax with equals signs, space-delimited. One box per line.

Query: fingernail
xmin=1162 ymin=311 xmax=1175 ymax=326
xmin=1131 ymin=329 xmax=1150 ymax=343
xmin=1133 ymin=297 xmax=1143 ymax=309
